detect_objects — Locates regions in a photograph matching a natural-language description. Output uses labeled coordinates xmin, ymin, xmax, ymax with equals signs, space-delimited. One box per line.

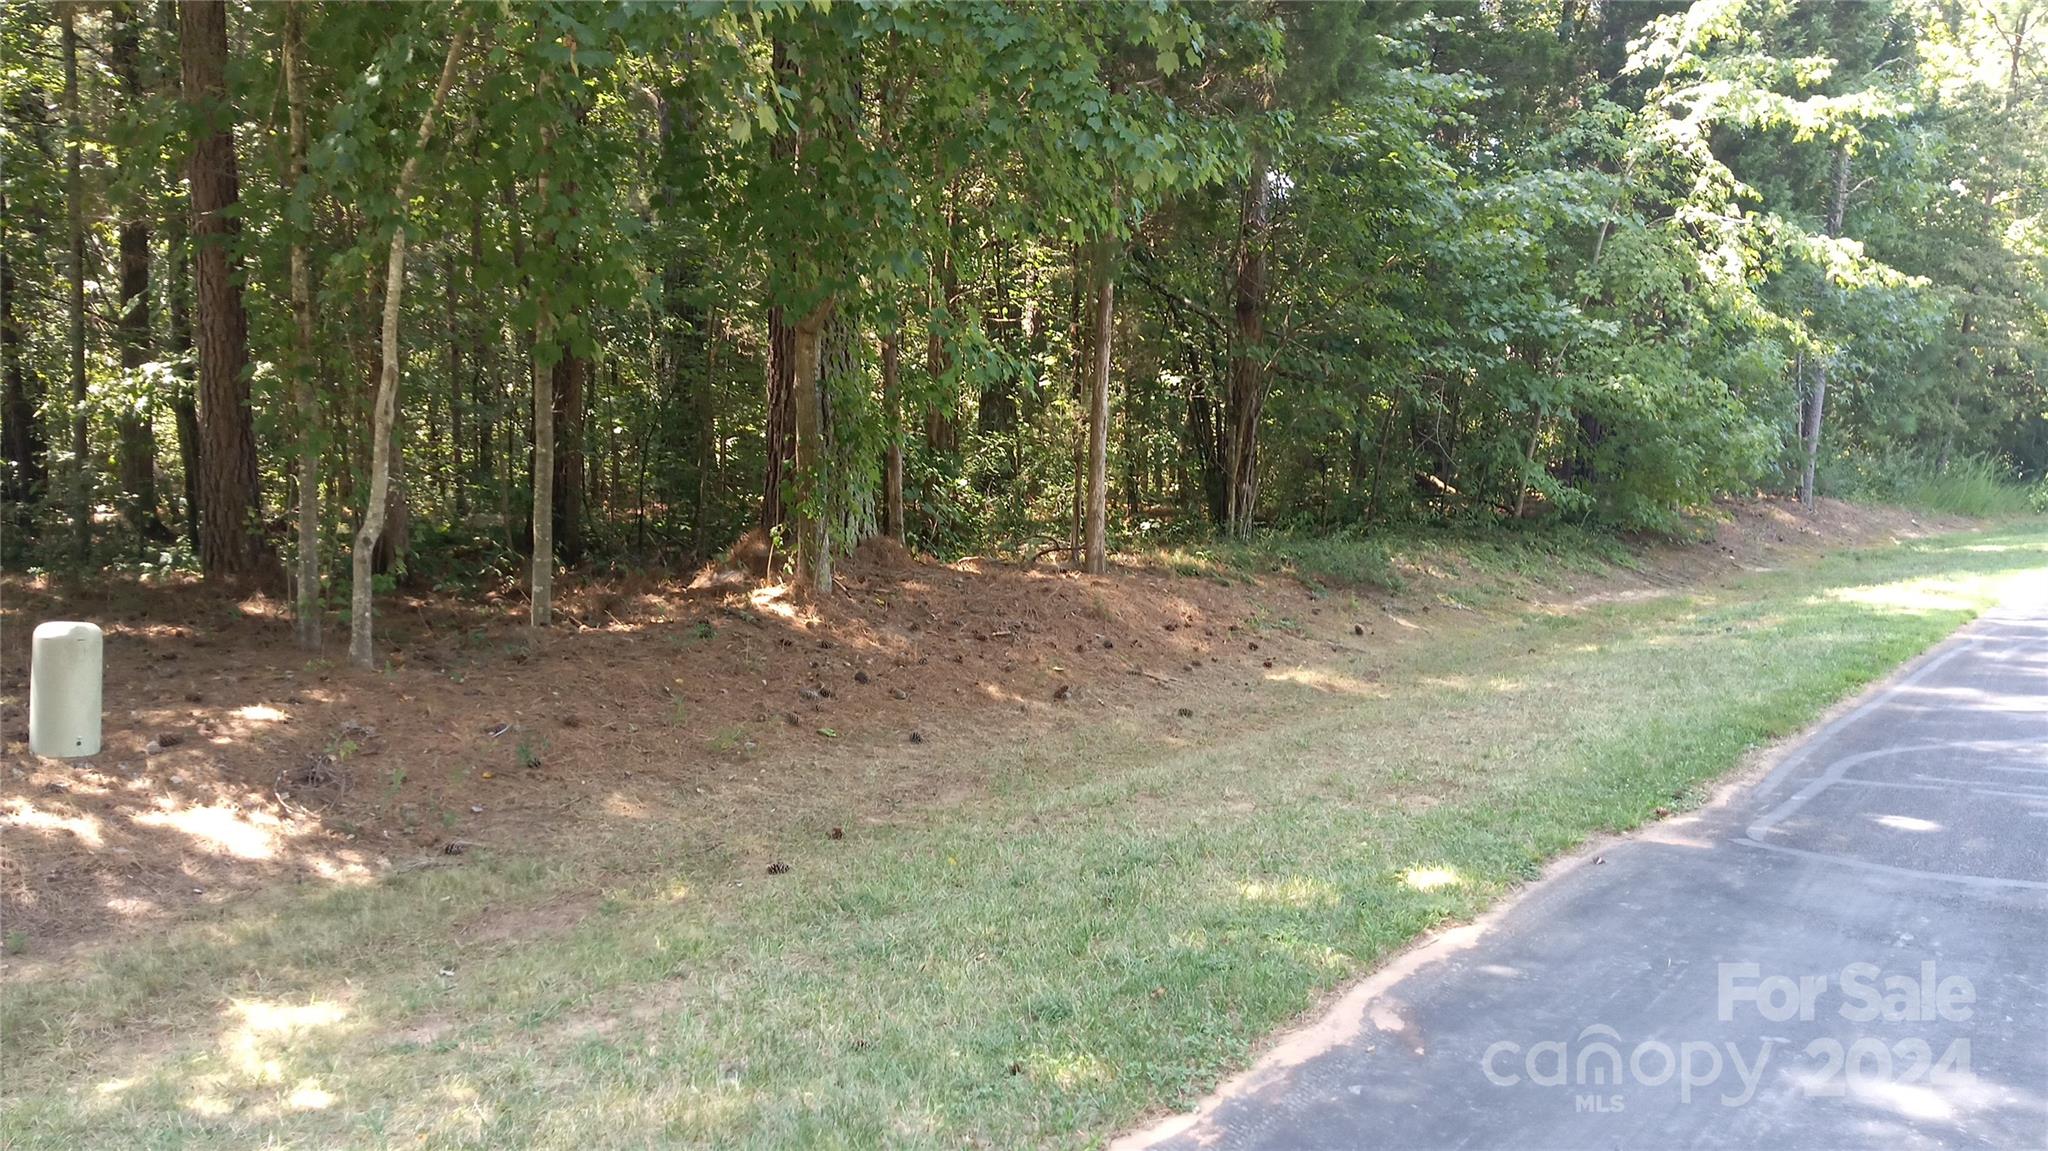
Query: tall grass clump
xmin=1828 ymin=450 xmax=2036 ymax=517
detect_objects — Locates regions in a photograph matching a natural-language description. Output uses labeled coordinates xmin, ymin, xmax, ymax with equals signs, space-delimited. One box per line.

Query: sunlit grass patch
xmin=1400 ymin=866 xmax=1463 ymax=892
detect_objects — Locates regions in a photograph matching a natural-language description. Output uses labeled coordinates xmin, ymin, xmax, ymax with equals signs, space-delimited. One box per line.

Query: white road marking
xmin=1732 ymin=837 xmax=2048 ymax=892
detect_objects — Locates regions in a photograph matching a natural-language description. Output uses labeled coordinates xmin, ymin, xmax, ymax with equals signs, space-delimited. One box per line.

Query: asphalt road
xmin=1123 ymin=599 xmax=2048 ymax=1151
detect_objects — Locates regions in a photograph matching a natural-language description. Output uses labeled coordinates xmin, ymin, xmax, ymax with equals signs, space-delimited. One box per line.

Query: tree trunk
xmin=1799 ymin=145 xmax=1851 ymax=509
xmin=371 ymin=413 xmax=409 ymax=577
xmin=598 ymin=354 xmax=614 ymax=528
xmin=791 ymin=303 xmax=832 ymax=592
xmin=113 ymin=3 xmax=165 ymax=551
xmin=1513 ymin=407 xmax=1542 ymax=519
xmin=1083 ymin=243 xmax=1114 ymax=576
xmin=284 ymin=0 xmax=321 ymax=647
xmin=168 ymin=225 xmax=201 ymax=549
xmin=1185 ymin=340 xmax=1228 ymax=526
xmin=551 ymin=350 xmax=586 ymax=567
xmin=64 ymin=6 xmax=90 ymax=563
xmin=874 ymin=68 xmax=906 ymax=545
xmin=1 ymin=195 xmax=46 ymax=547
xmin=1364 ymin=398 xmax=1396 ymax=525
xmin=978 ymin=239 xmax=1018 ymax=448
xmin=348 ymin=24 xmax=468 ymax=668
xmin=882 ymin=324 xmax=904 ymax=539
xmin=470 ymin=193 xmax=493 ymax=499
xmin=818 ymin=306 xmax=862 ymax=542
xmin=760 ymin=38 xmax=798 ymax=537
xmin=181 ymin=0 xmax=262 ymax=578
xmin=445 ymin=248 xmax=464 ymax=518
xmin=1067 ymin=243 xmax=1084 ymax=562
xmin=924 ymin=220 xmax=961 ymax=454
xmin=697 ymin=308 xmax=717 ymax=552
xmin=1224 ymin=165 xmax=1271 ymax=540
xmin=531 ymin=273 xmax=555 ymax=627
xmin=763 ymin=307 xmax=796 ymax=535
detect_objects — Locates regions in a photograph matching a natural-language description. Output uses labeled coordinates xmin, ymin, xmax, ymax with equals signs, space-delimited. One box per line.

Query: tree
xmin=1223 ymin=166 xmax=1271 ymax=539
xmin=0 ymin=0 xmax=2039 ymax=586
xmin=790 ymin=303 xmax=831 ymax=590
xmin=530 ymin=161 xmax=555 ymax=629
xmin=0 ymin=194 xmax=44 ymax=551
xmin=111 ymin=1 xmax=166 ymax=550
xmin=179 ymin=0 xmax=261 ymax=577
xmin=347 ymin=22 xmax=470 ymax=668
xmin=1799 ymin=144 xmax=1851 ymax=508
xmin=1082 ymin=242 xmax=1115 ymax=574
xmin=63 ymin=3 xmax=88 ymax=562
xmin=283 ymin=0 xmax=319 ymax=647
xmin=881 ymin=323 xmax=904 ymax=539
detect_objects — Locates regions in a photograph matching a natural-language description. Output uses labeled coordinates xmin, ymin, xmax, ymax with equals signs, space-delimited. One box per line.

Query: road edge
xmin=1108 ymin=564 xmax=2022 ymax=1151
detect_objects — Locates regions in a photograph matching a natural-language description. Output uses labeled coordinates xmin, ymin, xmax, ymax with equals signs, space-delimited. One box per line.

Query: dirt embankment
xmin=0 ymin=497 xmax=1957 ymax=953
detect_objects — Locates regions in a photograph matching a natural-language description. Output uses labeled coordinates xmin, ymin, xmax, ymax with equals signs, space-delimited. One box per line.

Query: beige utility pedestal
xmin=29 ymin=621 xmax=102 ymax=758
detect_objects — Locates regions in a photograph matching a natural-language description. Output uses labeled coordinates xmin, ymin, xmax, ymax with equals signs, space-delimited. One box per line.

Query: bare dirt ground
xmin=0 ymin=497 xmax=1958 ymax=955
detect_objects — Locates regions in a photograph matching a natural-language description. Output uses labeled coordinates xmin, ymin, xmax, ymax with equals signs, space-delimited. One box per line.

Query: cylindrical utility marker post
xmin=29 ymin=621 xmax=103 ymax=758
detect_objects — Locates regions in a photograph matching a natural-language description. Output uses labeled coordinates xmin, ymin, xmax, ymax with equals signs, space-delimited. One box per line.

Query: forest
xmin=3 ymin=0 xmax=2044 ymax=666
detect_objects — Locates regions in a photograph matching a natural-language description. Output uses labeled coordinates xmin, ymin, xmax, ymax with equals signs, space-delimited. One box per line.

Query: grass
xmin=5 ymin=523 xmax=2047 ymax=1148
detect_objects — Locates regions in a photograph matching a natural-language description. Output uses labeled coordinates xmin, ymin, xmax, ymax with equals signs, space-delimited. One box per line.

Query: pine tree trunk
xmin=1083 ymin=244 xmax=1114 ymax=576
xmin=64 ymin=6 xmax=91 ymax=563
xmin=348 ymin=24 xmax=468 ymax=668
xmin=181 ymin=0 xmax=262 ymax=578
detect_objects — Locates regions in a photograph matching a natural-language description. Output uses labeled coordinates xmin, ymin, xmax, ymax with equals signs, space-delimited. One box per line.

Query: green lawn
xmin=5 ymin=524 xmax=2046 ymax=1149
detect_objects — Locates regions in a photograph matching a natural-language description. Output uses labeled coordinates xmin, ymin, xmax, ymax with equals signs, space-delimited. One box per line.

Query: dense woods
xmin=3 ymin=1 xmax=2043 ymax=665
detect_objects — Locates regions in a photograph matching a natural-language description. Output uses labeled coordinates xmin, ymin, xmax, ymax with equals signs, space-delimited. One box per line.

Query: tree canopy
xmin=3 ymin=0 xmax=2043 ymax=656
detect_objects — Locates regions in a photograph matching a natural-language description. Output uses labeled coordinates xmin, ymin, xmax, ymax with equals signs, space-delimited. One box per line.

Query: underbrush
xmin=1825 ymin=450 xmax=2040 ymax=517
xmin=1151 ymin=522 xmax=1636 ymax=595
